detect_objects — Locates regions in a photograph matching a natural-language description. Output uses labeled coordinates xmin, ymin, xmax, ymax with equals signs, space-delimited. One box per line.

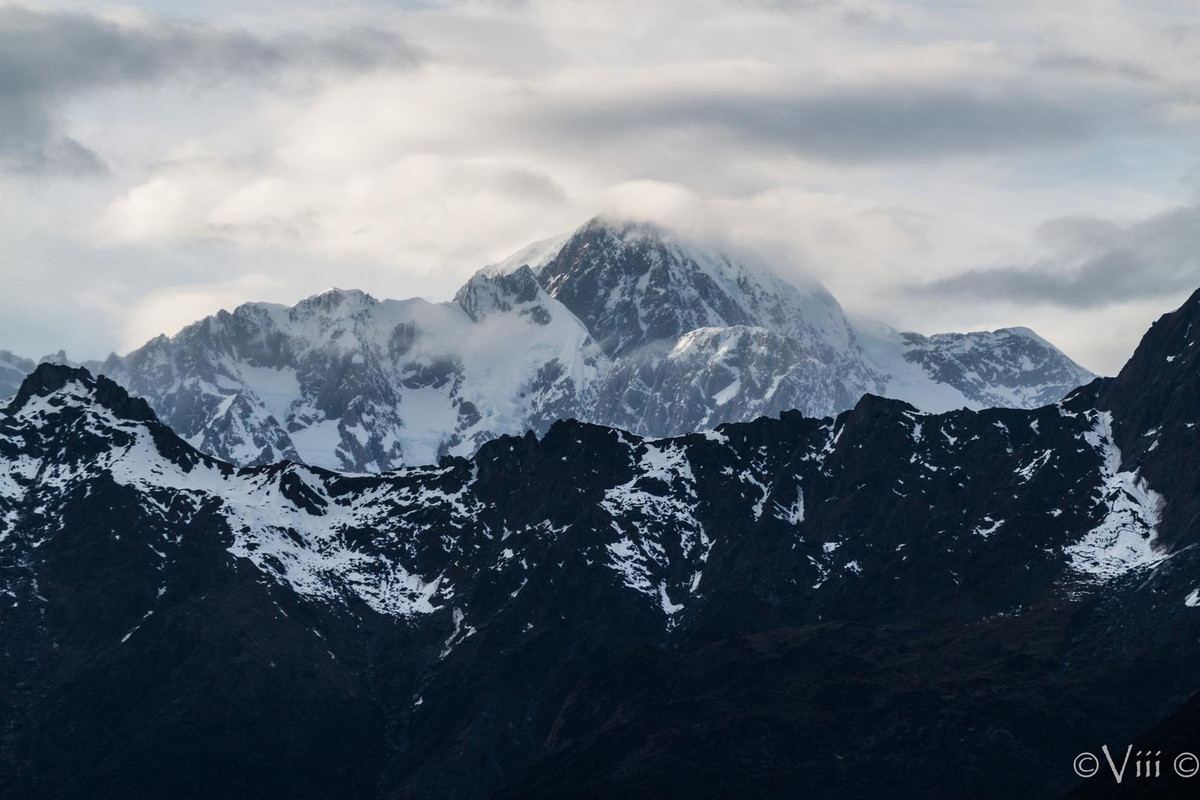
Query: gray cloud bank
xmin=544 ymin=86 xmax=1094 ymax=163
xmin=910 ymin=205 xmax=1200 ymax=308
xmin=0 ymin=6 xmax=423 ymax=174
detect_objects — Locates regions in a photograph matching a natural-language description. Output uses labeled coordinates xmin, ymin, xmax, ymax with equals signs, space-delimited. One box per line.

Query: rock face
xmin=0 ymin=288 xmax=1197 ymax=798
xmin=0 ymin=217 xmax=1093 ymax=472
xmin=591 ymin=325 xmax=869 ymax=437
xmin=535 ymin=218 xmax=859 ymax=358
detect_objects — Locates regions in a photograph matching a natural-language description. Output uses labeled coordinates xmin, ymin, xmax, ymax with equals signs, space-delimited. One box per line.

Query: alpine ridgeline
xmin=4 ymin=218 xmax=1093 ymax=471
xmin=1 ymin=288 xmax=1197 ymax=798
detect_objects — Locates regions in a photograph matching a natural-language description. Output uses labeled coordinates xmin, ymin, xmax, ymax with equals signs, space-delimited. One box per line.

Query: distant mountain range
xmin=1 ymin=281 xmax=1197 ymax=798
xmin=0 ymin=350 xmax=34 ymax=402
xmin=0 ymin=218 xmax=1093 ymax=471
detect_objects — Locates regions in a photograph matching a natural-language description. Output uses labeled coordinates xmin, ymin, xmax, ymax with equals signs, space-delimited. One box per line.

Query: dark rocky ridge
xmin=0 ymin=288 xmax=1196 ymax=798
xmin=1096 ymin=286 xmax=1200 ymax=553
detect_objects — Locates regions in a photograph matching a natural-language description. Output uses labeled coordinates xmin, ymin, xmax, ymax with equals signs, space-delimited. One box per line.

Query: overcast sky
xmin=2 ymin=0 xmax=1198 ymax=374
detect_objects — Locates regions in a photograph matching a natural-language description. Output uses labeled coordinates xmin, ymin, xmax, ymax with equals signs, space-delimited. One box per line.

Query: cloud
xmin=122 ymin=274 xmax=286 ymax=350
xmin=1034 ymin=53 xmax=1160 ymax=84
xmin=97 ymin=151 xmax=571 ymax=273
xmin=1 ymin=0 xmax=1199 ymax=379
xmin=0 ymin=5 xmax=423 ymax=174
xmin=909 ymin=205 xmax=1200 ymax=308
xmin=535 ymin=85 xmax=1094 ymax=163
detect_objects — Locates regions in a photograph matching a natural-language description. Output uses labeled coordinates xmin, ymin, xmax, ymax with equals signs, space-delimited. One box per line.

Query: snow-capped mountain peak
xmin=530 ymin=216 xmax=857 ymax=358
xmin=482 ymin=232 xmax=572 ymax=277
xmin=0 ymin=216 xmax=1094 ymax=470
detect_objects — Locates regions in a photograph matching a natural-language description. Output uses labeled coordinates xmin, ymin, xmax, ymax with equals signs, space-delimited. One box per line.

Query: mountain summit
xmin=0 ymin=217 xmax=1093 ymax=470
xmin=527 ymin=217 xmax=855 ymax=357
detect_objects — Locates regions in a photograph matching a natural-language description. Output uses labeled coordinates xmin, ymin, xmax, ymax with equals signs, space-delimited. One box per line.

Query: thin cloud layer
xmin=0 ymin=6 xmax=423 ymax=173
xmin=539 ymin=86 xmax=1094 ymax=163
xmin=910 ymin=206 xmax=1200 ymax=309
xmin=0 ymin=0 xmax=1198 ymax=376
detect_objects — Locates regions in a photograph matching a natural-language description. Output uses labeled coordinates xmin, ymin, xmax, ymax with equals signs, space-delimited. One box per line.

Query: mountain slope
xmin=81 ymin=284 xmax=607 ymax=471
xmin=857 ymin=319 xmax=1098 ymax=410
xmin=0 ymin=287 xmax=1195 ymax=797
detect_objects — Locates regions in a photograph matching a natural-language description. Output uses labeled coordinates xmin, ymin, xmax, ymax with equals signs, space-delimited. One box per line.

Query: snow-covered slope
xmin=82 ymin=283 xmax=606 ymax=471
xmin=854 ymin=317 xmax=1098 ymax=412
xmin=590 ymin=325 xmax=875 ymax=438
xmin=3 ymin=217 xmax=1093 ymax=469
